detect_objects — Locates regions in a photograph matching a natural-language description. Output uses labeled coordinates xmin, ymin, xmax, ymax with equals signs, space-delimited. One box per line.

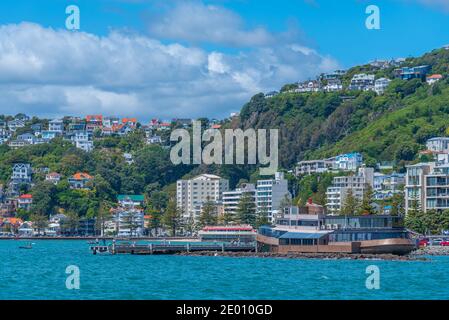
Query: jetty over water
xmin=90 ymin=242 xmax=256 ymax=255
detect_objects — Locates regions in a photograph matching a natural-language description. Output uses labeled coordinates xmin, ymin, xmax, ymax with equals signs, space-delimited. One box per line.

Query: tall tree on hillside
xmin=236 ymin=192 xmax=257 ymax=226
xmin=340 ymin=188 xmax=360 ymax=216
xmin=198 ymin=197 xmax=218 ymax=228
xmin=161 ymin=199 xmax=183 ymax=236
xmin=256 ymin=203 xmax=271 ymax=228
xmin=31 ymin=181 xmax=57 ymax=216
xmin=358 ymin=184 xmax=376 ymax=215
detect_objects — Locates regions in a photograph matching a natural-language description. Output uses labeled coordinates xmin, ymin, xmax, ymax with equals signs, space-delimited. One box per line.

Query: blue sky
xmin=0 ymin=0 xmax=448 ymax=119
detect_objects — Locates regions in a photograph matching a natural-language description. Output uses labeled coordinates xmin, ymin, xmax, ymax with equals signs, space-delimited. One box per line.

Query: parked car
xmin=418 ymin=238 xmax=429 ymax=247
xmin=440 ymin=241 xmax=449 ymax=246
xmin=431 ymin=238 xmax=443 ymax=246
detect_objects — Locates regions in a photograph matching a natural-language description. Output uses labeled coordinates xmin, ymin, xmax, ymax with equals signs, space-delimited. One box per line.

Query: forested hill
xmin=236 ymin=47 xmax=449 ymax=170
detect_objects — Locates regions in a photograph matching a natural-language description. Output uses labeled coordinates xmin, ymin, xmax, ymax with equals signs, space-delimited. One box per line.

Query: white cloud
xmin=0 ymin=6 xmax=338 ymax=120
xmin=147 ymin=2 xmax=275 ymax=47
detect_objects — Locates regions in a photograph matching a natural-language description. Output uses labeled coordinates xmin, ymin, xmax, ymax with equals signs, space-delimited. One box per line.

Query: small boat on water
xmin=19 ymin=242 xmax=33 ymax=249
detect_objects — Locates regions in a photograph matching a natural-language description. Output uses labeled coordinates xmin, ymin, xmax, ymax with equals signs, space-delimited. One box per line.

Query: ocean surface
xmin=1 ymin=240 xmax=448 ymax=300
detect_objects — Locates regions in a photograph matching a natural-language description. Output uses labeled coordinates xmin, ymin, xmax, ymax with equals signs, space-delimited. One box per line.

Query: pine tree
xmin=236 ymin=192 xmax=256 ymax=226
xmin=341 ymin=188 xmax=360 ymax=216
xmin=358 ymin=184 xmax=375 ymax=215
xmin=161 ymin=199 xmax=183 ymax=236
xmin=198 ymin=197 xmax=217 ymax=228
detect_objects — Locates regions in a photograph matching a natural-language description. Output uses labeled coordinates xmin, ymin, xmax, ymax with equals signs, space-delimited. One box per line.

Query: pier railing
xmin=90 ymin=242 xmax=257 ymax=255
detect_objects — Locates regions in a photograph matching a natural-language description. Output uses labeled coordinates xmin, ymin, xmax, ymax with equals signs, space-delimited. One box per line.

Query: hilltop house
xmin=374 ymin=78 xmax=392 ymax=95
xmin=17 ymin=194 xmax=33 ymax=211
xmin=117 ymin=194 xmax=145 ymax=207
xmin=323 ymin=79 xmax=343 ymax=92
xmin=295 ymin=80 xmax=322 ymax=93
xmin=7 ymin=119 xmax=25 ymax=132
xmin=426 ymin=74 xmax=443 ymax=85
xmin=265 ymin=91 xmax=279 ymax=98
xmin=68 ymin=172 xmax=93 ymax=189
xmin=394 ymin=65 xmax=430 ymax=80
xmin=71 ymin=131 xmax=93 ymax=152
xmin=349 ymin=74 xmax=375 ymax=91
xmin=48 ymin=119 xmax=64 ymax=133
xmin=45 ymin=172 xmax=61 ymax=185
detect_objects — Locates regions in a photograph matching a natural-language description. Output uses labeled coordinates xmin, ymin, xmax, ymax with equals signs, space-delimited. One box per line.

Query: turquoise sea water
xmin=1 ymin=240 xmax=448 ymax=300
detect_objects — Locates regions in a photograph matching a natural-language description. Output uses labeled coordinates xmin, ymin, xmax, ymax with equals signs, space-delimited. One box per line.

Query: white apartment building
xmin=349 ymin=74 xmax=375 ymax=91
xmin=177 ymin=174 xmax=229 ymax=221
xmin=256 ymin=172 xmax=291 ymax=222
xmin=222 ymin=183 xmax=256 ymax=217
xmin=72 ymin=131 xmax=94 ymax=152
xmin=296 ymin=159 xmax=334 ymax=175
xmin=323 ymin=79 xmax=343 ymax=92
xmin=405 ymin=162 xmax=434 ymax=213
xmin=48 ymin=119 xmax=64 ymax=133
xmin=326 ymin=167 xmax=374 ymax=215
xmin=426 ymin=137 xmax=449 ymax=153
xmin=115 ymin=208 xmax=145 ymax=237
xmin=374 ymin=78 xmax=391 ymax=95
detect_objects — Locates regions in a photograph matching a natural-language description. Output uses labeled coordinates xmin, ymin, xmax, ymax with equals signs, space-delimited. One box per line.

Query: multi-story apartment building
xmin=426 ymin=137 xmax=449 ymax=153
xmin=256 ymin=172 xmax=291 ymax=222
xmin=404 ymin=161 xmax=449 ymax=213
xmin=222 ymin=183 xmax=256 ymax=217
xmin=348 ymin=74 xmax=375 ymax=91
xmin=115 ymin=208 xmax=145 ymax=237
xmin=296 ymin=159 xmax=334 ymax=175
xmin=326 ymin=167 xmax=374 ymax=215
xmin=177 ymin=174 xmax=229 ymax=221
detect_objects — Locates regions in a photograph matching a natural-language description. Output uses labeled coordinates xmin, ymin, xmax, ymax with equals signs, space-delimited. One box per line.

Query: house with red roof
xmin=68 ymin=172 xmax=93 ymax=189
xmin=17 ymin=194 xmax=33 ymax=211
xmin=426 ymin=74 xmax=443 ymax=85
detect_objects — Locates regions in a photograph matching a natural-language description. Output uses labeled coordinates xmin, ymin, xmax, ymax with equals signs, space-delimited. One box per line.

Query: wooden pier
xmin=90 ymin=242 xmax=257 ymax=255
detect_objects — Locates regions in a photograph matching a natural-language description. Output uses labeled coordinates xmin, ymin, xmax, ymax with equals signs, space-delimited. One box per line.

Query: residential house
xmin=265 ymin=91 xmax=279 ymax=98
xmin=147 ymin=135 xmax=162 ymax=144
xmin=0 ymin=129 xmax=11 ymax=145
xmin=323 ymin=79 xmax=343 ymax=92
xmin=332 ymin=152 xmax=363 ymax=171
xmin=373 ymin=172 xmax=405 ymax=200
xmin=374 ymin=78 xmax=391 ymax=94
xmin=394 ymin=65 xmax=430 ymax=80
xmin=8 ymin=139 xmax=29 ymax=149
xmin=17 ymin=194 xmax=33 ymax=211
xmin=45 ymin=172 xmax=61 ymax=185
xmin=122 ymin=118 xmax=138 ymax=128
xmin=349 ymin=74 xmax=375 ymax=91
xmin=71 ymin=131 xmax=94 ymax=152
xmin=85 ymin=115 xmax=103 ymax=132
xmin=30 ymin=123 xmax=42 ymax=136
xmin=68 ymin=172 xmax=93 ymax=189
xmin=296 ymin=159 xmax=334 ymax=175
xmin=48 ymin=119 xmax=64 ymax=133
xmin=11 ymin=163 xmax=32 ymax=184
xmin=41 ymin=130 xmax=59 ymax=140
xmin=117 ymin=194 xmax=145 ymax=207
xmin=426 ymin=74 xmax=443 ymax=85
xmin=17 ymin=133 xmax=37 ymax=144
xmin=295 ymin=80 xmax=322 ymax=93
xmin=7 ymin=119 xmax=25 ymax=132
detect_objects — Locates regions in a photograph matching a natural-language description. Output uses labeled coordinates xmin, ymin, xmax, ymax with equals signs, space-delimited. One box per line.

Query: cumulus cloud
xmin=0 ymin=3 xmax=338 ymax=120
xmin=147 ymin=1 xmax=275 ymax=47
